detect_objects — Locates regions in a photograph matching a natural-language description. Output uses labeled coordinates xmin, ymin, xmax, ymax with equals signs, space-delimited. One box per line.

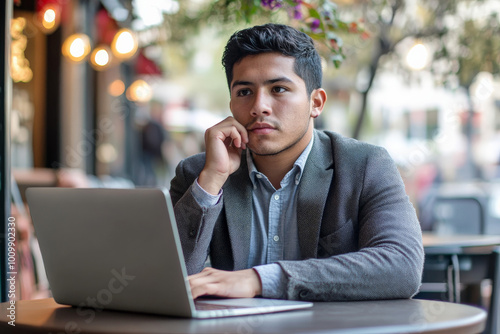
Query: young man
xmin=170 ymin=23 xmax=424 ymax=301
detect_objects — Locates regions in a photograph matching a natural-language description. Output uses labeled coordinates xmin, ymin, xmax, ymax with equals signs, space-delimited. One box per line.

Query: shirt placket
xmin=267 ymin=188 xmax=283 ymax=263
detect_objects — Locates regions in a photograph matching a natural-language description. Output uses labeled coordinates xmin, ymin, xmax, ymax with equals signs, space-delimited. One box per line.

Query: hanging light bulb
xmin=62 ymin=33 xmax=91 ymax=63
xmin=126 ymin=79 xmax=152 ymax=103
xmin=111 ymin=28 xmax=138 ymax=60
xmin=108 ymin=79 xmax=125 ymax=96
xmin=43 ymin=8 xmax=56 ymax=28
xmin=39 ymin=3 xmax=61 ymax=33
xmin=90 ymin=45 xmax=112 ymax=71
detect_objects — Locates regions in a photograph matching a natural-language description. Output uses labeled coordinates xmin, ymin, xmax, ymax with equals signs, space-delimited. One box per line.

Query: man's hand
xmin=198 ymin=117 xmax=248 ymax=195
xmin=188 ymin=267 xmax=262 ymax=299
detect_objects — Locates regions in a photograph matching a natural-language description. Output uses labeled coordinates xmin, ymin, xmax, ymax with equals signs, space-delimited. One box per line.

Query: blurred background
xmin=2 ymin=0 xmax=500 ymax=300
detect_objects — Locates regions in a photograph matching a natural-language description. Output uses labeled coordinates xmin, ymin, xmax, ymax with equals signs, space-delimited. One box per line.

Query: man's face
xmin=229 ymin=52 xmax=322 ymax=157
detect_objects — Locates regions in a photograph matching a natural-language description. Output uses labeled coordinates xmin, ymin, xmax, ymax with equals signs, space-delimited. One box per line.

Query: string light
xmin=43 ymin=8 xmax=56 ymax=29
xmin=108 ymin=80 xmax=125 ymax=96
xmin=111 ymin=28 xmax=138 ymax=59
xmin=62 ymin=33 xmax=91 ymax=63
xmin=10 ymin=17 xmax=33 ymax=83
xmin=90 ymin=45 xmax=112 ymax=71
xmin=126 ymin=79 xmax=152 ymax=103
xmin=39 ymin=4 xmax=61 ymax=33
xmin=61 ymin=21 xmax=140 ymax=71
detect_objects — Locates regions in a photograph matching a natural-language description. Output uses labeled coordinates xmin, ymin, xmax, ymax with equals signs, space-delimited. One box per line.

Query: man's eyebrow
xmin=231 ymin=80 xmax=252 ymax=90
xmin=231 ymin=77 xmax=294 ymax=90
xmin=265 ymin=77 xmax=294 ymax=85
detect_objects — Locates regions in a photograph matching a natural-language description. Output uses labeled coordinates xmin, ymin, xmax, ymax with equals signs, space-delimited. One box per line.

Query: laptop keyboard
xmin=195 ymin=302 xmax=248 ymax=311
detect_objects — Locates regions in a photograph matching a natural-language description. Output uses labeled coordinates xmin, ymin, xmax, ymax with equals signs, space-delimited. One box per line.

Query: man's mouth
xmin=247 ymin=123 xmax=276 ymax=135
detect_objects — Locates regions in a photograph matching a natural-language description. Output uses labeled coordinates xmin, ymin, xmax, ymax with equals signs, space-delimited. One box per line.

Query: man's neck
xmin=252 ymin=155 xmax=295 ymax=190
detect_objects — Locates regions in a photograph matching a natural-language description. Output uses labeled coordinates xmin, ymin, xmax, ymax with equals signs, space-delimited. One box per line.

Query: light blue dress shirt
xmin=191 ymin=136 xmax=314 ymax=299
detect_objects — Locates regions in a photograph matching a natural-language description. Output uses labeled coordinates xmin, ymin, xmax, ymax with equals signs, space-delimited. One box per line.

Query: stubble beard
xmin=248 ymin=117 xmax=311 ymax=157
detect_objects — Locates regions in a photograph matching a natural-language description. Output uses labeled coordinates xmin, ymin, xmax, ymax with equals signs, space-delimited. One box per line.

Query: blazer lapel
xmin=297 ymin=131 xmax=334 ymax=259
xmin=222 ymin=155 xmax=253 ymax=270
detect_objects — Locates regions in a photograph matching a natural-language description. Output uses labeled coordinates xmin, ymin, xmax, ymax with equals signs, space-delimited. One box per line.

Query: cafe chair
xmin=416 ymin=196 xmax=499 ymax=333
xmin=432 ymin=196 xmax=485 ymax=235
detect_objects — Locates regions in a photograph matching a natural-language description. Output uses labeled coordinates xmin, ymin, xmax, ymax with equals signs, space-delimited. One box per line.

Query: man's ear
xmin=310 ymin=88 xmax=327 ymax=118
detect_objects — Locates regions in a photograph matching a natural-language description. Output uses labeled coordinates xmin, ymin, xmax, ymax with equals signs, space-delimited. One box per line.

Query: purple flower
xmin=310 ymin=19 xmax=320 ymax=31
xmin=261 ymin=0 xmax=283 ymax=9
xmin=293 ymin=5 xmax=302 ymax=19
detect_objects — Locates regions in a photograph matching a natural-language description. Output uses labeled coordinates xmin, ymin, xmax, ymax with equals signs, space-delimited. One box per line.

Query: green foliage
xmin=419 ymin=0 xmax=500 ymax=88
xmin=456 ymin=14 xmax=500 ymax=87
xmin=168 ymin=0 xmax=367 ymax=68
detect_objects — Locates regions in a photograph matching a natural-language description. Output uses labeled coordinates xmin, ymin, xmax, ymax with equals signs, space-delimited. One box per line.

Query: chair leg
xmin=452 ymin=254 xmax=460 ymax=303
xmin=485 ymin=248 xmax=499 ymax=334
xmin=447 ymin=254 xmax=461 ymax=303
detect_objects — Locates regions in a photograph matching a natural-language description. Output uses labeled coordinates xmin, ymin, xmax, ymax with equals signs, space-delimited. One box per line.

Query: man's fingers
xmin=190 ymin=283 xmax=223 ymax=300
xmin=225 ymin=127 xmax=242 ymax=148
xmin=228 ymin=118 xmax=248 ymax=148
xmin=187 ymin=268 xmax=262 ymax=300
xmin=212 ymin=118 xmax=247 ymax=149
xmin=209 ymin=117 xmax=247 ymax=143
xmin=188 ymin=269 xmax=226 ymax=299
xmin=188 ymin=268 xmax=223 ymax=298
xmin=187 ymin=267 xmax=213 ymax=282
xmin=200 ymin=117 xmax=248 ymax=194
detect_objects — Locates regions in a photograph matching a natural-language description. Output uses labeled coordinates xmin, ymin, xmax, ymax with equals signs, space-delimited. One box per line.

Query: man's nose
xmin=250 ymin=90 xmax=272 ymax=117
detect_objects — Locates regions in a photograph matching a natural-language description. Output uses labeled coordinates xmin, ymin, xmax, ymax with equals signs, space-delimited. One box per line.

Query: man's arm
xmin=276 ymin=146 xmax=424 ymax=301
xmin=171 ymin=153 xmax=266 ymax=299
xmin=170 ymin=116 xmax=249 ymax=275
xmin=170 ymin=157 xmax=224 ymax=275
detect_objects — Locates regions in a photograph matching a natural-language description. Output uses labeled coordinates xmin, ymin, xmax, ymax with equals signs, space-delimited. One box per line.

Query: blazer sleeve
xmin=277 ymin=146 xmax=424 ymax=301
xmin=169 ymin=154 xmax=224 ymax=275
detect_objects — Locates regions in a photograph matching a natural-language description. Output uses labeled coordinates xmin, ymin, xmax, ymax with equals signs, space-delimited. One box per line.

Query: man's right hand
xmin=198 ymin=116 xmax=248 ymax=195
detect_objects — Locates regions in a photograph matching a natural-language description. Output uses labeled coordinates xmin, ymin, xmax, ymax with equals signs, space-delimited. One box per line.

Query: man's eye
xmin=236 ymin=89 xmax=251 ymax=97
xmin=272 ymin=87 xmax=286 ymax=93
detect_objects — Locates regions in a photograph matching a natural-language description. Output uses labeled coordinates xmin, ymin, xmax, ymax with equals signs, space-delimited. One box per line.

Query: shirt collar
xmin=247 ymin=134 xmax=314 ymax=187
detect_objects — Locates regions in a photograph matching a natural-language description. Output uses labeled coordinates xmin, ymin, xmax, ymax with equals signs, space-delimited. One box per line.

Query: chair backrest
xmin=432 ymin=197 xmax=485 ymax=235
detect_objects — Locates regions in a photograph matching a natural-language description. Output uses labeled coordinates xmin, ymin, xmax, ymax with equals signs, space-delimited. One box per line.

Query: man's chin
xmin=248 ymin=146 xmax=280 ymax=157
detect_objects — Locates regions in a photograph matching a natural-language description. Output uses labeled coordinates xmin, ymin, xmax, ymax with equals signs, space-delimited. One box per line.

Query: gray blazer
xmin=170 ymin=130 xmax=424 ymax=301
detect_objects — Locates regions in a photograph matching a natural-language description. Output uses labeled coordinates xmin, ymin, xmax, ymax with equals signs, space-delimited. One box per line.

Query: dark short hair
xmin=222 ymin=23 xmax=322 ymax=96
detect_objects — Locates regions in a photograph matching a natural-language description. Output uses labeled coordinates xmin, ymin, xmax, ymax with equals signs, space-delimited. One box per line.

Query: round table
xmin=0 ymin=298 xmax=487 ymax=334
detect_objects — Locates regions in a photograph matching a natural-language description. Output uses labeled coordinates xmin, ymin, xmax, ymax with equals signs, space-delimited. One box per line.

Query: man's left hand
xmin=188 ymin=267 xmax=262 ymax=299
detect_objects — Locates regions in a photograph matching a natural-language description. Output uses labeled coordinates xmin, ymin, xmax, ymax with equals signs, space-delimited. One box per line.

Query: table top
xmin=0 ymin=298 xmax=486 ymax=334
xmin=422 ymin=232 xmax=500 ymax=254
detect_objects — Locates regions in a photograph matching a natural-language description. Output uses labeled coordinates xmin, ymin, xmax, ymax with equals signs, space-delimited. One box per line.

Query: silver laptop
xmin=26 ymin=187 xmax=313 ymax=318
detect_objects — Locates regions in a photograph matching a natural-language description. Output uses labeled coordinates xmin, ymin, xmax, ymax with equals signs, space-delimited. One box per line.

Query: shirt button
xmin=273 ymin=235 xmax=279 ymax=242
xmin=274 ymin=194 xmax=280 ymax=200
xmin=256 ymin=174 xmax=263 ymax=179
